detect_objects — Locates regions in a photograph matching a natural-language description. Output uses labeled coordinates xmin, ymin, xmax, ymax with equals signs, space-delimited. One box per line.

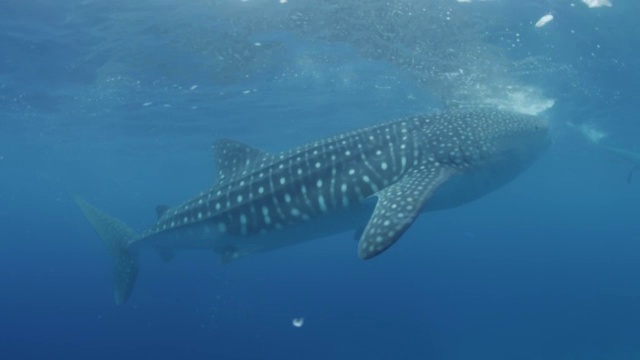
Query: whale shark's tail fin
xmin=74 ymin=196 xmax=139 ymax=305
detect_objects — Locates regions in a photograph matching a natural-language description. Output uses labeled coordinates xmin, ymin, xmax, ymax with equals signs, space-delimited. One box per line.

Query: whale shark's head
xmin=483 ymin=108 xmax=550 ymax=157
xmin=422 ymin=109 xmax=550 ymax=171
xmin=482 ymin=109 xmax=551 ymax=166
xmin=417 ymin=108 xmax=551 ymax=212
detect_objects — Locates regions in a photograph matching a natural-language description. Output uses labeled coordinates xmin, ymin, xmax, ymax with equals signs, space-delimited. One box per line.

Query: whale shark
xmin=76 ymin=108 xmax=550 ymax=304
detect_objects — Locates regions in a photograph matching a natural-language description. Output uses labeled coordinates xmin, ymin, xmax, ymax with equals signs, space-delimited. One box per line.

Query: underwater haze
xmin=2 ymin=0 xmax=640 ymax=359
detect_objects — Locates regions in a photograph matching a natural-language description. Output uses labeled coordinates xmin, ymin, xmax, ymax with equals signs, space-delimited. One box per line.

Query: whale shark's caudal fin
xmin=74 ymin=196 xmax=139 ymax=305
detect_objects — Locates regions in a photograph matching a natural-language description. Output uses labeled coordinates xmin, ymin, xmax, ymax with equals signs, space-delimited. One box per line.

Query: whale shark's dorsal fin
xmin=357 ymin=166 xmax=455 ymax=260
xmin=212 ymin=139 xmax=268 ymax=182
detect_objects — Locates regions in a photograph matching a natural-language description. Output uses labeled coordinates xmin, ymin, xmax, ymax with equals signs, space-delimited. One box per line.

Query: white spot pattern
xmin=141 ymin=109 xmax=548 ymax=257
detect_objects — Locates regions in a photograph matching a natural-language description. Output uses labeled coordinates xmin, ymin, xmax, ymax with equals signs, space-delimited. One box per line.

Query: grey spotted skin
xmin=151 ymin=119 xmax=421 ymax=239
xmin=75 ymin=108 xmax=550 ymax=304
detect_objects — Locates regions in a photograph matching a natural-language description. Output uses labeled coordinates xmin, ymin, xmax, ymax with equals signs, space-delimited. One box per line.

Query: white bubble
xmin=535 ymin=14 xmax=554 ymax=28
xmin=568 ymin=122 xmax=608 ymax=144
xmin=582 ymin=0 xmax=612 ymax=8
xmin=292 ymin=317 xmax=304 ymax=327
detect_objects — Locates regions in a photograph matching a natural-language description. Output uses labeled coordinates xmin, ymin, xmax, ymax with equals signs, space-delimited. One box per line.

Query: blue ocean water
xmin=2 ymin=0 xmax=640 ymax=359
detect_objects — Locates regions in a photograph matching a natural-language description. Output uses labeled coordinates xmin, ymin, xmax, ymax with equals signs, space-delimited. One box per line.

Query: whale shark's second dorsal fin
xmin=156 ymin=205 xmax=171 ymax=219
xmin=212 ymin=139 xmax=268 ymax=182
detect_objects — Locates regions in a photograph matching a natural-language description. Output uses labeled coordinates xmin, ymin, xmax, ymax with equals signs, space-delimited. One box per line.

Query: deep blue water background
xmin=2 ymin=0 xmax=640 ymax=359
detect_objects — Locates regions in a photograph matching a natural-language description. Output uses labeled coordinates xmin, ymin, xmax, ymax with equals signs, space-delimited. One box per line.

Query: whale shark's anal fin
xmin=219 ymin=246 xmax=241 ymax=265
xmin=156 ymin=247 xmax=175 ymax=263
xmin=74 ymin=196 xmax=140 ymax=305
xmin=357 ymin=166 xmax=454 ymax=260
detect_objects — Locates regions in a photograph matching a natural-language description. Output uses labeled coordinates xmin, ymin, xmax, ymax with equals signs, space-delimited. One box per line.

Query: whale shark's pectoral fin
xmin=357 ymin=166 xmax=454 ymax=260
